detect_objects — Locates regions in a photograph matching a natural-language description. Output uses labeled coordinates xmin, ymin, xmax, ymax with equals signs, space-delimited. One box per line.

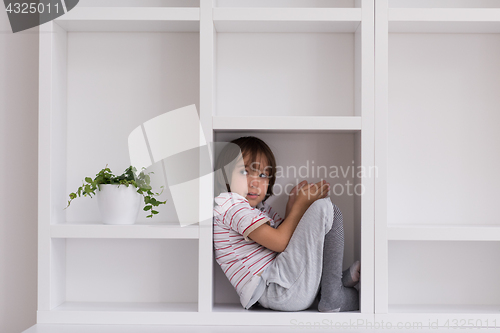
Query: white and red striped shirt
xmin=213 ymin=192 xmax=283 ymax=308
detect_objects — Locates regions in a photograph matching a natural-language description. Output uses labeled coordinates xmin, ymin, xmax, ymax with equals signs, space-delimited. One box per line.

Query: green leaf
xmin=143 ymin=205 xmax=152 ymax=211
xmin=151 ymin=210 xmax=159 ymax=214
xmin=85 ymin=177 xmax=93 ymax=183
xmin=69 ymin=193 xmax=76 ymax=199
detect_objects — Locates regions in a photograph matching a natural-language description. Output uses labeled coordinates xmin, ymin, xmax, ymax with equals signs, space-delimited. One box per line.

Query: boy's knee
xmin=309 ymin=197 xmax=333 ymax=213
xmin=305 ymin=198 xmax=334 ymax=225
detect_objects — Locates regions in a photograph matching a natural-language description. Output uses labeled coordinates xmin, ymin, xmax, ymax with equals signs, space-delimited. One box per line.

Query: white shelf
xmin=53 ymin=301 xmax=198 ymax=312
xmin=54 ymin=7 xmax=200 ymax=32
xmin=387 ymin=224 xmax=500 ymax=241
xmin=213 ymin=116 xmax=362 ymax=132
xmin=389 ymin=304 xmax=500 ymax=314
xmin=389 ymin=8 xmax=500 ymax=33
xmin=51 ymin=222 xmax=199 ymax=239
xmin=213 ymin=8 xmax=362 ymax=32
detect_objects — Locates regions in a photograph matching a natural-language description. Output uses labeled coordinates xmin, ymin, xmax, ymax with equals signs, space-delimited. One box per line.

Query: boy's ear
xmin=214 ymin=168 xmax=230 ymax=194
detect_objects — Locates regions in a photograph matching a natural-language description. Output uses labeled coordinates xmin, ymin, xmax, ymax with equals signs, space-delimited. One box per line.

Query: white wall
xmin=0 ymin=8 xmax=38 ymax=333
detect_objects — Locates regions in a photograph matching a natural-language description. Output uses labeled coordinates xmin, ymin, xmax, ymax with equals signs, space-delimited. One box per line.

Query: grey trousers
xmin=257 ymin=197 xmax=336 ymax=311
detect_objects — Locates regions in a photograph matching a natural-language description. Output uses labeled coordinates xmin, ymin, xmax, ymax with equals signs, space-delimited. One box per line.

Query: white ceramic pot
xmin=97 ymin=184 xmax=141 ymax=225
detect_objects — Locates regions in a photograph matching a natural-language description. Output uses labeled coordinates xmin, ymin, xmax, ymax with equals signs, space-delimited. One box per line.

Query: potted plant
xmin=65 ymin=165 xmax=166 ymax=224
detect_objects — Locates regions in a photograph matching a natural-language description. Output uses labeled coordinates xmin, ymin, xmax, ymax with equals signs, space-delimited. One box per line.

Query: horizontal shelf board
xmin=213 ymin=116 xmax=362 ymax=131
xmin=39 ymin=304 xmax=370 ymax=326
xmin=54 ymin=301 xmax=198 ymax=312
xmin=389 ymin=9 xmax=500 ymax=33
xmin=213 ymin=8 xmax=362 ymax=32
xmin=54 ymin=7 xmax=200 ymax=32
xmin=389 ymin=304 xmax=500 ymax=314
xmin=387 ymin=224 xmax=500 ymax=241
xmin=51 ymin=222 xmax=199 ymax=239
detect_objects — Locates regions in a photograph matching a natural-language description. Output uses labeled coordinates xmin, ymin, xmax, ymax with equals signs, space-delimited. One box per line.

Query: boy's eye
xmin=240 ymin=169 xmax=248 ymax=175
xmin=259 ymin=173 xmax=269 ymax=179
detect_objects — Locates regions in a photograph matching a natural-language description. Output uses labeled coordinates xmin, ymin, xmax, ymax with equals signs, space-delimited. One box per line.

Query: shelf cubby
xmin=42 ymin=238 xmax=198 ymax=319
xmin=38 ymin=2 xmax=203 ymax=322
xmin=388 ymin=241 xmax=500 ymax=316
xmin=212 ymin=130 xmax=364 ymax=309
xmin=213 ymin=1 xmax=372 ymax=118
xmin=375 ymin=0 xmax=500 ymax=317
xmin=386 ymin=32 xmax=500 ymax=228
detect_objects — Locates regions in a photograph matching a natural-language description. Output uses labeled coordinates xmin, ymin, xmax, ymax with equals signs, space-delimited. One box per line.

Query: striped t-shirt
xmin=213 ymin=192 xmax=283 ymax=308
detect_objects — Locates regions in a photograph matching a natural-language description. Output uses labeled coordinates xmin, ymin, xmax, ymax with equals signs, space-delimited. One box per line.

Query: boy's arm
xmin=247 ymin=200 xmax=310 ymax=252
xmin=285 ymin=180 xmax=308 ymax=218
xmin=248 ymin=181 xmax=329 ymax=253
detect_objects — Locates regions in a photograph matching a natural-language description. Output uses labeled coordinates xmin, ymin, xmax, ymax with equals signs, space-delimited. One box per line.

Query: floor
xmin=22 ymin=325 xmax=500 ymax=333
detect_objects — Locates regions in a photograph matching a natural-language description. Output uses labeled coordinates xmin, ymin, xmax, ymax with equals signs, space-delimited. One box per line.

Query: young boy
xmin=213 ymin=136 xmax=359 ymax=311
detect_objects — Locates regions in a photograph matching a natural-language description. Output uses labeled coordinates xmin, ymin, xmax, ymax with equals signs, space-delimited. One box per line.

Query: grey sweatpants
xmin=257 ymin=197 xmax=337 ymax=311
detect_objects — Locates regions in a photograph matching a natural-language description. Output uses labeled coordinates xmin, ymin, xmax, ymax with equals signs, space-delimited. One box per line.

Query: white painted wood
xmin=388 ymin=9 xmax=500 ymax=33
xmin=213 ymin=8 xmax=361 ymax=32
xmin=38 ymin=22 xmax=53 ymax=313
xmin=389 ymin=21 xmax=500 ymax=34
xmin=38 ymin=20 xmax=69 ymax=312
xmin=389 ymin=8 xmax=500 ymax=21
xmin=55 ymin=7 xmax=200 ymax=32
xmin=389 ymin=0 xmax=500 ymax=8
xmin=25 ymin=323 xmax=391 ymax=333
xmin=50 ymin=222 xmax=199 ymax=239
xmin=37 ymin=0 xmax=500 ymax=326
xmin=378 ymin=312 xmax=500 ymax=329
xmin=389 ymin=304 xmax=500 ymax=314
xmin=37 ymin=306 xmax=372 ymax=325
xmin=79 ymin=0 xmax=200 ymax=7
xmin=358 ymin=0 xmax=375 ymax=315
xmin=23 ymin=318 xmax=500 ymax=332
xmin=199 ymin=0 xmax=215 ymax=313
xmin=374 ymin=0 xmax=390 ymax=314
xmin=213 ymin=116 xmax=362 ymax=131
xmin=388 ymin=225 xmax=500 ymax=241
xmin=215 ymin=0 xmax=357 ymax=8
xmin=54 ymin=301 xmax=198 ymax=312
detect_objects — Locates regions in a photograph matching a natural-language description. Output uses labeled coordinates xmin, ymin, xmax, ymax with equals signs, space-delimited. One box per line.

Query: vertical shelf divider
xmin=358 ymin=0 xmax=376 ymax=315
xmin=374 ymin=0 xmax=389 ymax=314
xmin=199 ymin=0 xmax=215 ymax=313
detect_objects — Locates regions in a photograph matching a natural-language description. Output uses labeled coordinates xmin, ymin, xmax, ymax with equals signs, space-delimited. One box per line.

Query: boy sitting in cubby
xmin=213 ymin=136 xmax=359 ymax=312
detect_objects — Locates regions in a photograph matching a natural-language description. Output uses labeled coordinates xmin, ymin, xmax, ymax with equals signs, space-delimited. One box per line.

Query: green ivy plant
xmin=65 ymin=165 xmax=167 ymax=218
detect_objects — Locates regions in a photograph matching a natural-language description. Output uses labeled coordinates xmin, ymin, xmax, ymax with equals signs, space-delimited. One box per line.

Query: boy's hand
xmin=285 ymin=180 xmax=308 ymax=218
xmin=296 ymin=180 xmax=330 ymax=207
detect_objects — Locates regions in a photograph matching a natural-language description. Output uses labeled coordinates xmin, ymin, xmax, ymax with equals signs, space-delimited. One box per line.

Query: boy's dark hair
xmin=214 ymin=136 xmax=277 ymax=202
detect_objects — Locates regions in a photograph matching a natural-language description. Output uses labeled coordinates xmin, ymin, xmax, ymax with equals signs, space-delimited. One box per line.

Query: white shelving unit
xmin=35 ymin=0 xmax=500 ymax=329
xmin=375 ymin=0 xmax=500 ymax=325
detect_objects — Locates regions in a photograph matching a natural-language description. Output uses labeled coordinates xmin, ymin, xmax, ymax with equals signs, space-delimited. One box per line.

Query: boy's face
xmin=230 ymin=153 xmax=270 ymax=208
